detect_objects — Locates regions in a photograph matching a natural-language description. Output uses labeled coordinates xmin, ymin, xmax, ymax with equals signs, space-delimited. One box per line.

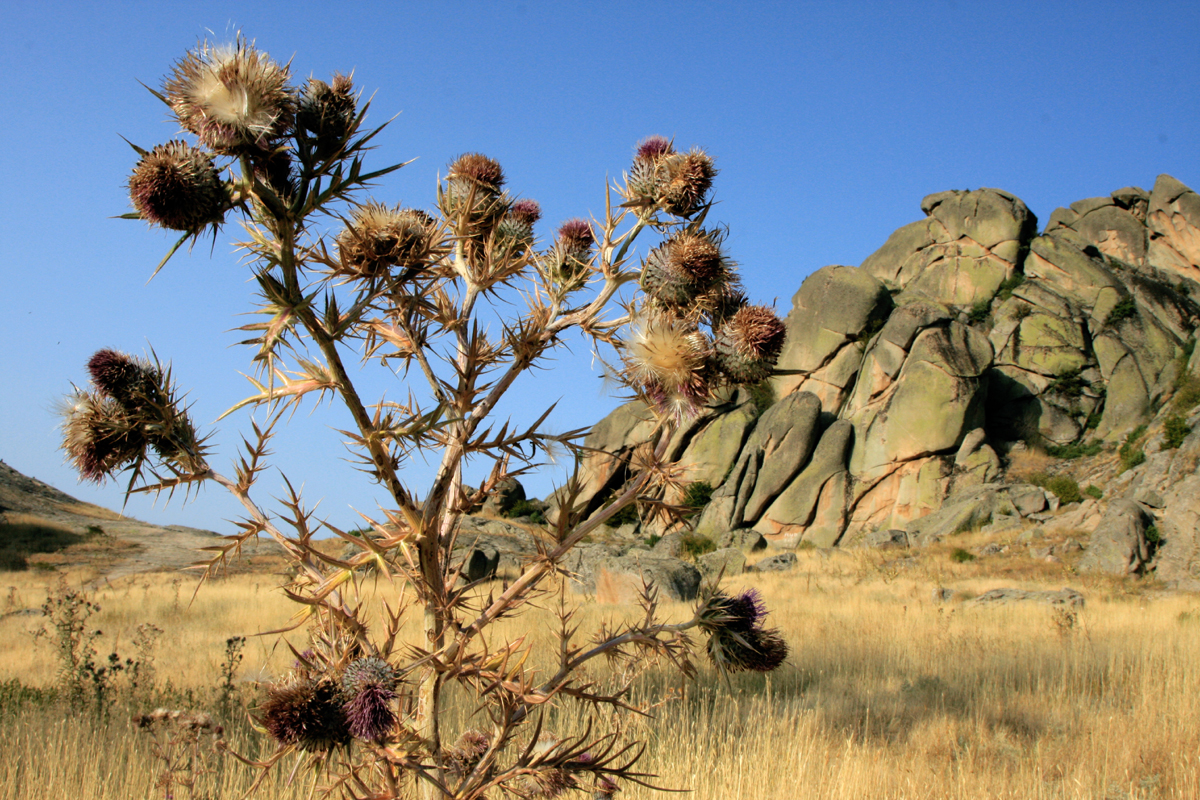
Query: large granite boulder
xmin=771 ymin=265 xmax=893 ymax=408
xmin=860 ymin=188 xmax=1037 ymax=306
xmin=1078 ymin=499 xmax=1153 ymax=575
xmin=593 ymin=553 xmax=702 ymax=603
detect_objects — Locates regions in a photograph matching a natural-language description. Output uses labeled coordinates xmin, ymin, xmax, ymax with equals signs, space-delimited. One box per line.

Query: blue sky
xmin=2 ymin=1 xmax=1197 ymax=535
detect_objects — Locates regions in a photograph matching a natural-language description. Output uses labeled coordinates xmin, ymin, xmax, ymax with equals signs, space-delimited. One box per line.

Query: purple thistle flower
xmin=634 ymin=135 xmax=673 ymax=165
xmin=340 ymin=657 xmax=398 ymax=741
xmin=508 ymin=198 xmax=542 ymax=227
xmin=86 ymin=349 xmax=159 ymax=408
xmin=595 ymin=775 xmax=619 ymax=799
xmin=700 ymin=589 xmax=789 ymax=674
xmin=723 ymin=589 xmax=767 ymax=633
xmin=343 ymin=682 xmax=397 ymax=741
xmin=556 ymin=218 xmax=594 ymax=252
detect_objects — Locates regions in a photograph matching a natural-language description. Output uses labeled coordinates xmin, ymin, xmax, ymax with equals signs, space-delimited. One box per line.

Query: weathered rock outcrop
xmin=573 ymin=176 xmax=1200 ymax=587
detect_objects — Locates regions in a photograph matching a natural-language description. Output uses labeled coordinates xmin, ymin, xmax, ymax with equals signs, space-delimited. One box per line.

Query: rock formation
xmin=567 ymin=175 xmax=1200 ymax=587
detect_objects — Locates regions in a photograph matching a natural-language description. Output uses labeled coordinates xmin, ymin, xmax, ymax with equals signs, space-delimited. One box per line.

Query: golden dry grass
xmin=1 ymin=544 xmax=1198 ymax=799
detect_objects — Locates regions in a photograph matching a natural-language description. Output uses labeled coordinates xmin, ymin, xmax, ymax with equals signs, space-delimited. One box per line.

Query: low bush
xmin=682 ymin=481 xmax=715 ymax=511
xmin=951 ymin=548 xmax=976 ymax=563
xmin=966 ymin=300 xmax=991 ymax=324
xmin=1044 ymin=440 xmax=1103 ymax=460
xmin=1119 ymin=425 xmax=1148 ymax=472
xmin=503 ymin=499 xmax=546 ymax=524
xmin=996 ymin=273 xmax=1026 ymax=301
xmin=1104 ymin=295 xmax=1138 ymax=327
xmin=1084 ymin=485 xmax=1103 ymax=500
xmin=1026 ymin=473 xmax=1082 ymax=504
xmin=679 ymin=531 xmax=717 ymax=559
xmin=1163 ymin=414 xmax=1191 ymax=450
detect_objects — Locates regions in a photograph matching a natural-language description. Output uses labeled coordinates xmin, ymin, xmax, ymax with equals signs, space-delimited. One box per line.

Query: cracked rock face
xmin=575 ymin=174 xmax=1200 ymax=571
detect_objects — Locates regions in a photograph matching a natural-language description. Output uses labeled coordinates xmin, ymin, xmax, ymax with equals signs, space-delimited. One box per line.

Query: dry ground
xmin=1 ymin=531 xmax=1198 ymax=800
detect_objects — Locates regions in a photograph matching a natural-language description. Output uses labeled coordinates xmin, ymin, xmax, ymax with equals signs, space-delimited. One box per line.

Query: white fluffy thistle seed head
xmin=164 ymin=37 xmax=293 ymax=154
xmin=623 ymin=314 xmax=708 ymax=392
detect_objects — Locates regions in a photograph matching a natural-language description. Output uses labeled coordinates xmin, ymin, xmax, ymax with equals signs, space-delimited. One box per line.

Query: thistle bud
xmin=640 ymin=230 xmax=729 ymax=306
xmin=259 ymin=679 xmax=350 ymax=752
xmin=336 ymin=203 xmax=439 ymax=278
xmin=128 ymin=141 xmax=227 ymax=232
xmin=494 ymin=199 xmax=541 ymax=257
xmin=713 ymin=305 xmax=786 ymax=384
xmin=164 ymin=38 xmax=294 ymax=155
xmin=440 ymin=154 xmax=508 ymax=248
xmin=297 ymin=74 xmax=357 ymax=159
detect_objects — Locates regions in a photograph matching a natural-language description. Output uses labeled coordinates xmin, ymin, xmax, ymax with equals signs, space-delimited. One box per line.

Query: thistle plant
xmin=60 ymin=35 xmax=789 ymax=800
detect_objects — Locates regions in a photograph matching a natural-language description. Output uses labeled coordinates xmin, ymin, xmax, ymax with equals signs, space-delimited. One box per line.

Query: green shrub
xmin=1045 ymin=369 xmax=1087 ymax=399
xmin=681 ymin=481 xmax=714 ymax=511
xmin=1145 ymin=525 xmax=1161 ymax=544
xmin=643 ymin=533 xmax=662 ymax=548
xmin=1119 ymin=425 xmax=1148 ymax=472
xmin=854 ymin=315 xmax=886 ymax=345
xmin=679 ymin=532 xmax=716 ymax=559
xmin=1044 ymin=440 xmax=1103 ymax=459
xmin=747 ymin=380 xmax=776 ymax=416
xmin=950 ymin=548 xmax=976 ymax=563
xmin=1084 ymin=485 xmax=1103 ymax=500
xmin=1163 ymin=414 xmax=1191 ymax=450
xmin=1104 ymin=295 xmax=1138 ymax=327
xmin=966 ymin=300 xmax=991 ymax=324
xmin=503 ymin=499 xmax=546 ymax=524
xmin=603 ymin=501 xmax=639 ymax=528
xmin=1026 ymin=472 xmax=1082 ymax=504
xmin=996 ymin=273 xmax=1026 ymax=301
xmin=1172 ymin=340 xmax=1200 ymax=411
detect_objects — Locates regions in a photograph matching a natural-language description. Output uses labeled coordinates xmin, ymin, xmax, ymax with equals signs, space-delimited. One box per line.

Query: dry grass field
xmin=1 ymin=540 xmax=1198 ymax=799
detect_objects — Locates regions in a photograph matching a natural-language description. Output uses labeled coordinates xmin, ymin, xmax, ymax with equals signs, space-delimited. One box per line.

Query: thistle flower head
xmin=87 ymin=349 xmax=161 ymax=408
xmin=337 ymin=202 xmax=439 ymax=278
xmin=341 ymin=657 xmax=399 ymax=740
xmin=448 ymin=152 xmax=505 ymax=194
xmin=659 ymin=148 xmax=716 ymax=217
xmin=595 ymin=775 xmax=620 ymax=799
xmin=699 ymin=589 xmax=789 ymax=674
xmin=297 ymin=73 xmax=357 ymax=158
xmin=128 ymin=141 xmax=227 ymax=232
xmin=164 ymin=38 xmax=294 ymax=154
xmin=508 ymin=198 xmax=542 ymax=227
xmin=58 ymin=391 xmax=147 ymax=483
xmin=633 ymin=135 xmax=674 ymax=167
xmin=713 ymin=305 xmax=787 ymax=384
xmin=707 ymin=627 xmax=789 ymax=673
xmin=556 ymin=218 xmax=594 ymax=253
xmin=701 ymin=588 xmax=766 ymax=634
xmin=259 ymin=679 xmax=350 ymax=752
xmin=640 ymin=230 xmax=729 ymax=306
xmin=623 ymin=314 xmax=709 ymax=392
xmin=342 ymin=681 xmax=397 ymax=741
xmin=445 ymin=729 xmax=492 ymax=776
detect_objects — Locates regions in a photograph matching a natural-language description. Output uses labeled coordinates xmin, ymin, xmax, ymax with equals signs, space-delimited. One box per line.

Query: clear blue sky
xmin=2 ymin=1 xmax=1197 ymax=535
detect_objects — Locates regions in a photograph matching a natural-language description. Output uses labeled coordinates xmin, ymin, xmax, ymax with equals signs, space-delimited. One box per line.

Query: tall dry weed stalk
xmin=57 ymin=35 xmax=790 ymax=800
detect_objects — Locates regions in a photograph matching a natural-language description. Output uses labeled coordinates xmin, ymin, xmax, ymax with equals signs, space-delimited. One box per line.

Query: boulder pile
xmin=559 ymin=175 xmax=1200 ymax=588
